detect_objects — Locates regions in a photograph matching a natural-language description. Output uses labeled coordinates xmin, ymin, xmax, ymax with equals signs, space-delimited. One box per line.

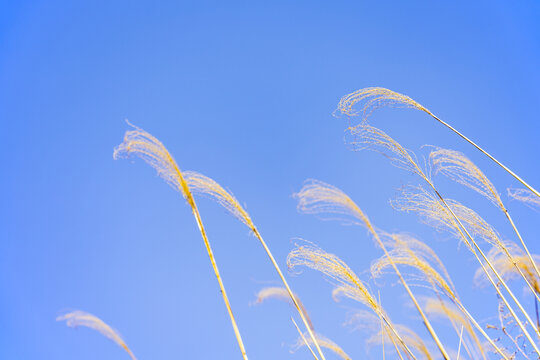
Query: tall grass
xmin=57 ymin=88 xmax=539 ymax=359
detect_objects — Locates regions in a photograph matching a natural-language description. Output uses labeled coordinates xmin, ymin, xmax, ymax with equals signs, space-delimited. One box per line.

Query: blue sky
xmin=1 ymin=1 xmax=539 ymax=359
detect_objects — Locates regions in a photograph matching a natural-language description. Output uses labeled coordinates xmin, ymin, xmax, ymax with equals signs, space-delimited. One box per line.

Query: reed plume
xmin=348 ymin=124 xmax=429 ymax=182
xmin=392 ymin=184 xmax=539 ymax=355
xmin=424 ymin=298 xmax=486 ymax=360
xmin=287 ymin=241 xmax=418 ymax=359
xmin=292 ymin=332 xmax=351 ymax=360
xmin=295 ymin=179 xmax=451 ymax=359
xmin=430 ymin=148 xmax=540 ymax=292
xmin=508 ymin=188 xmax=540 ymax=210
xmin=183 ymin=170 xmax=326 ymax=359
xmin=335 ymin=87 xmax=540 ymax=198
xmin=114 ymin=122 xmax=248 ymax=359
xmin=347 ymin=123 xmax=531 ymax=356
xmin=253 ymin=287 xmax=314 ymax=331
xmin=371 ymin=233 xmax=500 ymax=359
xmin=56 ymin=310 xmax=136 ymax=360
xmin=474 ymin=241 xmax=540 ymax=295
xmin=348 ymin=310 xmax=434 ymax=360
xmin=371 ymin=233 xmax=456 ymax=301
xmin=334 ymin=87 xmax=430 ymax=119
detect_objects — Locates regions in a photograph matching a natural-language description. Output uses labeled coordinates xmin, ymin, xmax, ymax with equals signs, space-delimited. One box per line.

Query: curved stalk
xmin=430 ymin=114 xmax=540 ymax=198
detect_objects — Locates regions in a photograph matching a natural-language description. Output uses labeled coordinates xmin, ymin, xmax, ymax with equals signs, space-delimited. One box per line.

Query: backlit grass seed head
xmin=349 ymin=311 xmax=433 ymax=360
xmin=184 ymin=171 xmax=253 ymax=228
xmin=113 ymin=121 xmax=190 ymax=200
xmin=391 ymin=186 xmax=473 ymax=251
xmin=424 ymin=298 xmax=485 ymax=359
xmin=295 ymin=180 xmax=377 ymax=235
xmin=430 ymin=148 xmax=503 ymax=209
xmin=292 ymin=333 xmax=351 ymax=360
xmin=474 ymin=241 xmax=540 ymax=294
xmin=253 ymin=287 xmax=314 ymax=331
xmin=348 ymin=124 xmax=429 ymax=182
xmin=287 ymin=242 xmax=380 ymax=312
xmin=334 ymin=87 xmax=431 ymax=120
xmin=56 ymin=310 xmax=136 ymax=360
xmin=507 ymin=188 xmax=540 ymax=210
xmin=393 ymin=186 xmax=506 ymax=253
xmin=371 ymin=233 xmax=456 ymax=300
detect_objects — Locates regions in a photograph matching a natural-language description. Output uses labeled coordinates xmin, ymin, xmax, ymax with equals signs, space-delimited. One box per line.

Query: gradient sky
xmin=1 ymin=1 xmax=539 ymax=359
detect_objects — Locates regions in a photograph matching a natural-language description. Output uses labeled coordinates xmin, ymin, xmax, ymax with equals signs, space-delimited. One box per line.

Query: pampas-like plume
xmin=287 ymin=241 xmax=418 ymax=359
xmin=430 ymin=148 xmax=503 ymax=209
xmin=56 ymin=311 xmax=136 ymax=360
xmin=393 ymin=186 xmax=540 ymax=304
xmin=392 ymin=185 xmax=539 ymax=355
xmin=391 ymin=186 xmax=473 ymax=251
xmin=424 ymin=298 xmax=486 ymax=360
xmin=474 ymin=241 xmax=540 ymax=295
xmin=183 ymin=171 xmax=252 ymax=227
xmin=431 ymin=148 xmax=540 ymax=289
xmin=348 ymin=124 xmax=429 ymax=182
xmin=348 ymin=311 xmax=434 ymax=360
xmin=182 ymin=171 xmax=326 ymax=360
xmin=334 ymin=87 xmax=431 ymax=119
xmin=253 ymin=287 xmax=314 ymax=331
xmin=114 ymin=122 xmax=248 ymax=360
xmin=508 ymin=188 xmax=540 ymax=210
xmin=348 ymin=124 xmax=530 ymax=356
xmin=292 ymin=332 xmax=351 ymax=360
xmin=371 ymin=233 xmax=456 ymax=301
xmin=287 ymin=242 xmax=379 ymax=311
xmin=295 ymin=180 xmax=450 ymax=359
xmin=335 ymin=87 xmax=540 ymax=198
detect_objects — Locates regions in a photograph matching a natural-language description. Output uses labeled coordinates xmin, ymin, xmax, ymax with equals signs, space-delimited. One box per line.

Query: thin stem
xmin=430 ymin=187 xmax=540 ymax=355
xmin=430 ymin=114 xmax=540 ymax=198
xmin=379 ymin=292 xmax=386 ymax=360
xmin=190 ymin=202 xmax=249 ymax=360
xmin=373 ymin=233 xmax=450 ymax=359
xmin=504 ymin=209 xmax=540 ymax=287
xmin=454 ymin=300 xmax=507 ymax=360
xmin=457 ymin=325 xmax=464 ymax=360
xmin=172 ymin=161 xmax=249 ymax=360
xmin=252 ymin=229 xmax=327 ymax=360
xmin=291 ymin=317 xmax=318 ymax=360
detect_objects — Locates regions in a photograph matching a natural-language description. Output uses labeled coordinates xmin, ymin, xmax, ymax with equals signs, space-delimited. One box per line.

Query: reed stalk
xmin=183 ymin=171 xmax=327 ymax=360
xmin=296 ymin=180 xmax=450 ymax=359
xmin=335 ymin=87 xmax=540 ymax=198
xmin=114 ymin=123 xmax=248 ymax=359
xmin=347 ymin=123 xmax=538 ymax=356
xmin=291 ymin=317 xmax=318 ymax=360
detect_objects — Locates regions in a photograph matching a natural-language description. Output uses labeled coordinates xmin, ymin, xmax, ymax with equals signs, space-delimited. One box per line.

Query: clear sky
xmin=1 ymin=1 xmax=539 ymax=359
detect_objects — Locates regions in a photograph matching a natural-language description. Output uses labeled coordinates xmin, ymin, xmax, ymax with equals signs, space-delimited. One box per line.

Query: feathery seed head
xmin=348 ymin=124 xmax=429 ymax=182
xmin=295 ymin=180 xmax=377 ymax=236
xmin=292 ymin=332 xmax=351 ymax=360
xmin=334 ymin=87 xmax=431 ymax=120
xmin=507 ymin=188 xmax=540 ymax=210
xmin=253 ymin=287 xmax=314 ymax=331
xmin=113 ymin=121 xmax=191 ymax=202
xmin=430 ymin=148 xmax=503 ymax=209
xmin=57 ymin=310 xmax=136 ymax=360
xmin=287 ymin=241 xmax=380 ymax=312
xmin=184 ymin=171 xmax=254 ymax=228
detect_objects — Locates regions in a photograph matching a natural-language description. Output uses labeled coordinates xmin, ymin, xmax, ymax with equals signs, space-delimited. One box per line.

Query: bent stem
xmin=371 ymin=233 xmax=450 ymax=359
xmin=503 ymin=209 xmax=540 ymax=290
xmin=252 ymin=229 xmax=327 ymax=360
xmin=189 ymin=200 xmax=249 ymax=360
xmin=431 ymin=187 xmax=540 ymax=355
xmin=291 ymin=317 xmax=318 ymax=360
xmin=430 ymin=114 xmax=540 ymax=198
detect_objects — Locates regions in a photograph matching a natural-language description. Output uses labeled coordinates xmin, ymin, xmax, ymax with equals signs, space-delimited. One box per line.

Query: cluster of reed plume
xmin=57 ymin=88 xmax=540 ymax=359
